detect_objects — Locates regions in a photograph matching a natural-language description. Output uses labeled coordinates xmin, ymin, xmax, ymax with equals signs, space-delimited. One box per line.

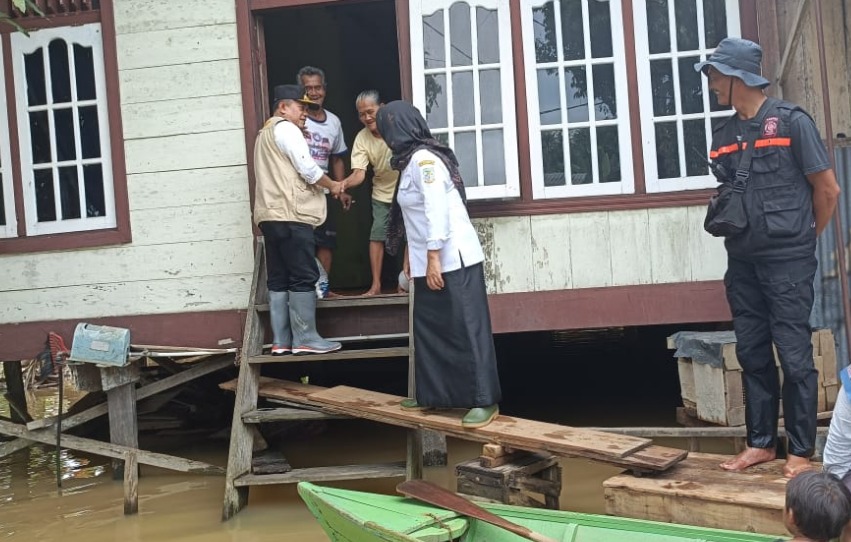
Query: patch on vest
xmin=762 ymin=116 xmax=779 ymax=137
xmin=421 ymin=165 xmax=436 ymax=184
xmin=417 ymin=159 xmax=435 ymax=167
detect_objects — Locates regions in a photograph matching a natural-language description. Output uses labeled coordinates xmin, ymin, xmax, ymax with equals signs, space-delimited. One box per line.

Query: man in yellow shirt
xmin=342 ymin=90 xmax=400 ymax=296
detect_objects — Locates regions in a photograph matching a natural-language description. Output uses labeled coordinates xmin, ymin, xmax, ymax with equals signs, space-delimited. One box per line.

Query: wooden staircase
xmin=222 ymin=237 xmax=422 ymax=520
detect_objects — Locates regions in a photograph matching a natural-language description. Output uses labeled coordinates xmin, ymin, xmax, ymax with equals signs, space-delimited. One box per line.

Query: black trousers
xmin=260 ymin=221 xmax=318 ymax=293
xmin=725 ymin=254 xmax=818 ymax=456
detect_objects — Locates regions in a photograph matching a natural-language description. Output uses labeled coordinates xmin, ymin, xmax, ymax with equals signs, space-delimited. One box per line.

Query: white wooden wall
xmin=474 ymin=206 xmax=728 ymax=295
xmin=0 ymin=0 xmax=253 ymax=324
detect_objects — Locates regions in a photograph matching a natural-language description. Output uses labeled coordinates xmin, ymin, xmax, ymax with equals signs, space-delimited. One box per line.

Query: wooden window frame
xmin=0 ymin=0 xmax=130 ymax=254
xmin=409 ymin=0 xmax=521 ymax=200
xmin=0 ymin=37 xmax=15 ymax=238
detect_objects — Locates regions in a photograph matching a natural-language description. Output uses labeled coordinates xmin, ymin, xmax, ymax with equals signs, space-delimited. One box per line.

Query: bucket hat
xmin=694 ymin=37 xmax=769 ymax=88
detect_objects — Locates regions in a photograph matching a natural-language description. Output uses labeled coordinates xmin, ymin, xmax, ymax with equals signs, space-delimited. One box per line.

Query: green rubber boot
xmin=400 ymin=398 xmax=429 ymax=411
xmin=461 ymin=405 xmax=499 ymax=428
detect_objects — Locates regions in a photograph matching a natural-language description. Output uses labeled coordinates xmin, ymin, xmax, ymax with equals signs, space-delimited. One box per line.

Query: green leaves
xmin=1 ymin=0 xmax=45 ymax=34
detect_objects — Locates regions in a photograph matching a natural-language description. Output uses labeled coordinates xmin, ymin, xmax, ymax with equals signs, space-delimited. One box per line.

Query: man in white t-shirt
xmin=297 ymin=66 xmax=349 ymax=281
xmin=341 ymin=90 xmax=399 ymax=295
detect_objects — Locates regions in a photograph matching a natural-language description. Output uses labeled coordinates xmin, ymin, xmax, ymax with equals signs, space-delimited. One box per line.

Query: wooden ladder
xmin=222 ymin=237 xmax=425 ymax=520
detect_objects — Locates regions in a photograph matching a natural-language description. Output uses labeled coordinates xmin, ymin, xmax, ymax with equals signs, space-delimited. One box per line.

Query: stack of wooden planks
xmin=220 ymin=377 xmax=688 ymax=473
xmin=670 ymin=329 xmax=839 ymax=426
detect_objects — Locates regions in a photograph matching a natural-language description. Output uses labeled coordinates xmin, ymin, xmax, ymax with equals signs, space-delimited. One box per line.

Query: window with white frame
xmin=409 ymin=0 xmax=520 ymax=200
xmin=0 ymin=39 xmax=17 ymax=239
xmin=520 ymin=0 xmax=634 ymax=198
xmin=635 ymin=0 xmax=739 ymax=193
xmin=10 ymin=23 xmax=115 ymax=236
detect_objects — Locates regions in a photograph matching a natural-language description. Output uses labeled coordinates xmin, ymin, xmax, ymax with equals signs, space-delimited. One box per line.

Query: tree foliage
xmin=0 ymin=0 xmax=45 ymax=34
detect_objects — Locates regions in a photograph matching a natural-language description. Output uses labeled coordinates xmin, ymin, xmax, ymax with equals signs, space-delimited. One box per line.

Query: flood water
xmin=0 ymin=326 xmax=738 ymax=541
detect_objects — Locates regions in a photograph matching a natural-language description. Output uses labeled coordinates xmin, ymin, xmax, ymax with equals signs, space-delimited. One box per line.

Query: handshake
xmin=328 ymin=179 xmax=354 ymax=210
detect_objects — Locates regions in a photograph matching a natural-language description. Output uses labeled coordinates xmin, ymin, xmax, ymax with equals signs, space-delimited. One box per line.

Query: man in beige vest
xmin=254 ymin=84 xmax=345 ymax=355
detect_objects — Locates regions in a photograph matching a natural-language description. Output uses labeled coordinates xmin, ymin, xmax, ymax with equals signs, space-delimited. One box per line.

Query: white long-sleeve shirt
xmin=274 ymin=121 xmax=324 ymax=184
xmin=398 ymin=149 xmax=484 ymax=278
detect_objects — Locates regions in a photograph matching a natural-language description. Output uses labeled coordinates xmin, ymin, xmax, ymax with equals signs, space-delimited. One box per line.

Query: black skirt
xmin=412 ymin=262 xmax=501 ymax=409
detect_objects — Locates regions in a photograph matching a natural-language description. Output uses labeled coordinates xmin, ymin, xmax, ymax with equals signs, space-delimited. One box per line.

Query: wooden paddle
xmin=396 ymin=480 xmax=559 ymax=542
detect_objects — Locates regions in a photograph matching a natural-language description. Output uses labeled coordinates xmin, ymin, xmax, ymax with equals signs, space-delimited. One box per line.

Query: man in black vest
xmin=695 ymin=38 xmax=840 ymax=476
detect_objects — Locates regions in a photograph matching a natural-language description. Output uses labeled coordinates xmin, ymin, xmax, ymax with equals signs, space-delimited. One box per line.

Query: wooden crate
xmin=670 ymin=330 xmax=838 ymax=426
xmin=456 ymin=450 xmax=562 ymax=509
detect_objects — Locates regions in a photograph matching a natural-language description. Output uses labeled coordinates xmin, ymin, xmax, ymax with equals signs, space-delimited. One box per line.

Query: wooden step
xmin=242 ymin=407 xmax=349 ymax=423
xmin=233 ymin=462 xmax=406 ymax=487
xmin=255 ymin=294 xmax=409 ymax=312
xmin=247 ymin=347 xmax=409 ymax=364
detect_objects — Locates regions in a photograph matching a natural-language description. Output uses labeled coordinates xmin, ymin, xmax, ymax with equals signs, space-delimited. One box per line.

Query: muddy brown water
xmin=0 ymin=386 xmax=739 ymax=541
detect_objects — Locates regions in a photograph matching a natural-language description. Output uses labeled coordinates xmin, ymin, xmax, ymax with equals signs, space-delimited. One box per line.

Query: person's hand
xmin=339 ymin=192 xmax=353 ymax=211
xmin=426 ymin=252 xmax=443 ymax=291
xmin=329 ymin=180 xmax=344 ymax=198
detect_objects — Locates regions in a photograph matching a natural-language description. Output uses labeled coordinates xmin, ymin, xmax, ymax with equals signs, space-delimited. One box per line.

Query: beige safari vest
xmin=253 ymin=116 xmax=326 ymax=227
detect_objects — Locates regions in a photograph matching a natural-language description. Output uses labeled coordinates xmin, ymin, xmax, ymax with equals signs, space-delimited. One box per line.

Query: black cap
xmin=273 ymin=84 xmax=320 ymax=110
xmin=694 ymin=37 xmax=770 ymax=89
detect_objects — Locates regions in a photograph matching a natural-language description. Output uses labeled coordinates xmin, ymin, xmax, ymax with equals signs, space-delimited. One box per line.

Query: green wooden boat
xmin=297 ymin=482 xmax=782 ymax=542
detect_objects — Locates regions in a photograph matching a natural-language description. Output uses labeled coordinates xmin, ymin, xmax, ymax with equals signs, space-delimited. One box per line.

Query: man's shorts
xmin=370 ymin=199 xmax=391 ymax=242
xmin=314 ymin=194 xmax=337 ymax=249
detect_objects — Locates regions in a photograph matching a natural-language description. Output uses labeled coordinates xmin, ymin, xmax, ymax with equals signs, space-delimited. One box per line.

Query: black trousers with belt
xmin=725 ymin=254 xmax=818 ymax=457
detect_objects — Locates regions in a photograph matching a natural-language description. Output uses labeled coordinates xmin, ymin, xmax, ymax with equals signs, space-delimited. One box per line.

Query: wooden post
xmin=107 ymin=383 xmax=138 ymax=479
xmin=406 ymin=279 xmax=423 ymax=480
xmin=2 ymin=361 xmax=30 ymax=424
xmin=123 ymin=451 xmax=139 ymax=515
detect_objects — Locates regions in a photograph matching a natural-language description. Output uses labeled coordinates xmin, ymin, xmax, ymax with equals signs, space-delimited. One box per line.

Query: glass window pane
xmin=703 ymin=0 xmax=728 ymax=49
xmin=592 ymin=64 xmax=616 ymax=120
xmin=655 ymin=121 xmax=680 ymax=179
xmin=0 ymin=175 xmax=6 ymax=226
xmin=54 ymin=108 xmax=76 ymax=162
xmin=477 ymin=7 xmax=499 ymax=64
xmin=452 ymin=71 xmax=475 ymax=126
xmin=59 ymin=166 xmax=80 ymax=219
xmin=34 ymin=169 xmax=56 ymax=222
xmin=597 ymin=126 xmax=621 ymax=183
xmin=25 ymin=49 xmax=47 ymax=106
xmin=679 ymin=56 xmax=703 ymax=114
xmin=560 ymin=0 xmax=585 ymax=61
xmin=541 ymin=129 xmax=565 ymax=187
xmin=537 ymin=68 xmax=561 ymax=125
xmin=84 ymin=164 xmax=105 ymax=217
xmin=683 ymin=119 xmax=709 ymax=177
xmin=533 ymin=2 xmax=557 ymax=63
xmin=646 ymin=0 xmax=671 ymax=54
xmin=423 ymin=10 xmax=446 ymax=69
xmin=425 ymin=74 xmax=448 ymax=128
xmin=482 ymin=129 xmax=505 ymax=186
xmin=79 ymin=106 xmax=101 ymax=159
xmin=675 ymin=1 xmax=699 ymax=51
xmin=29 ymin=111 xmax=52 ymax=164
xmin=569 ymin=128 xmax=591 ymax=184
xmin=565 ymin=66 xmax=588 ymax=123
xmin=479 ymin=70 xmax=502 ymax=124
xmin=74 ymin=44 xmax=97 ymax=101
xmin=455 ymin=131 xmax=478 ymax=187
xmin=650 ymin=59 xmax=675 ymax=117
xmin=49 ymin=39 xmax=72 ymax=103
xmin=449 ymin=2 xmax=472 ymax=67
xmin=589 ymin=0 xmax=613 ymax=58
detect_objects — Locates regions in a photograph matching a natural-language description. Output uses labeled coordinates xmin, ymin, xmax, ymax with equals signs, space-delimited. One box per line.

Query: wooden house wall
xmin=0 ymin=0 xmax=254 ymax=326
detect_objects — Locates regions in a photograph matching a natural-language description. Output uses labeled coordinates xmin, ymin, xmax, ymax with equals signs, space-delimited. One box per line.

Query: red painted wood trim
xmin=0 ymin=310 xmax=247 ymax=361
xmin=469 ymin=188 xmax=713 ymax=218
xmin=237 ymin=0 xmax=259 ymax=220
xmin=0 ymin=10 xmax=100 ymax=33
xmin=487 ymin=280 xmax=731 ymax=334
xmin=2 ymin=32 xmax=26 ymax=237
xmin=739 ymin=0 xmax=759 ymax=42
xmin=395 ymin=0 xmax=411 ymax=101
xmin=622 ymin=0 xmax=646 ymax=194
xmin=508 ymin=0 xmax=533 ymax=203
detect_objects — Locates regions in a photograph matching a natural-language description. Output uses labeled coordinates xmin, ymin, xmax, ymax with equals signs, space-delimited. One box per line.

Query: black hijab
xmin=375 ymin=101 xmax=467 ymax=256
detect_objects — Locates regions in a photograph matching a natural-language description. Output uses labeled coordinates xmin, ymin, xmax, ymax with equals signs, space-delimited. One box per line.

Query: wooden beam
xmin=0 ymin=419 xmax=223 ymax=474
xmin=123 ymin=451 xmax=139 ymax=515
xmin=776 ymin=0 xmax=810 ymax=87
xmin=2 ymin=361 xmax=30 ymax=424
xmin=108 ymin=382 xmax=138 ymax=479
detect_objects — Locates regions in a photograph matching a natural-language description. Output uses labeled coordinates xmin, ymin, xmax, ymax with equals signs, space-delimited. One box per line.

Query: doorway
xmin=260 ymin=1 xmax=403 ymax=290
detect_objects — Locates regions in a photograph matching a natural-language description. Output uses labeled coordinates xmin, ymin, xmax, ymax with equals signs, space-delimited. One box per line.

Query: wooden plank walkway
xmin=603 ymin=452 xmax=801 ymax=536
xmin=220 ymin=377 xmax=688 ymax=472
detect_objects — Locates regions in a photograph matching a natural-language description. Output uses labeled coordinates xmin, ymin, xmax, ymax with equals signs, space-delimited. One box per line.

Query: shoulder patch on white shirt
xmin=421 ymin=165 xmax=436 ymax=184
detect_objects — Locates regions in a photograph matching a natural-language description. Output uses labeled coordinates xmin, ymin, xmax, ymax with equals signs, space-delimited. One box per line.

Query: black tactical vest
xmin=710 ymin=99 xmax=816 ymax=261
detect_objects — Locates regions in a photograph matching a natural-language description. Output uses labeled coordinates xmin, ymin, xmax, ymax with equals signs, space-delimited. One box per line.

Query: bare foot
xmin=324 ymin=290 xmax=342 ymax=299
xmin=362 ymin=286 xmax=381 ymax=296
xmin=783 ymin=454 xmax=814 ymax=478
xmin=719 ymin=446 xmax=776 ymax=471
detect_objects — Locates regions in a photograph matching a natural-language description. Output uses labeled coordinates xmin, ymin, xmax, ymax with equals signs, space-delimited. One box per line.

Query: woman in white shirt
xmin=375 ymin=101 xmax=501 ymax=428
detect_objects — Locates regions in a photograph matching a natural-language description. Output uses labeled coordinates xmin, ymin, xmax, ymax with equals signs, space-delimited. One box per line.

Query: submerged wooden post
xmin=123 ymin=451 xmax=139 ymax=515
xmin=2 ymin=361 xmax=30 ymax=424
